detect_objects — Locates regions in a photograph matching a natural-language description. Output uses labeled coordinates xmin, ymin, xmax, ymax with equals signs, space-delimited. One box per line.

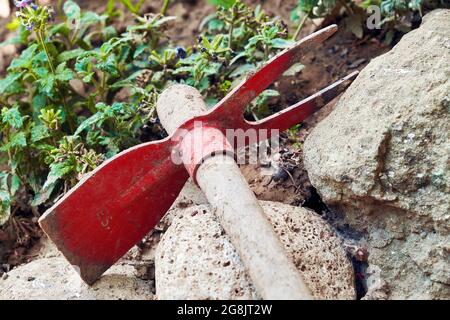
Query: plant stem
xmin=263 ymin=44 xmax=270 ymax=61
xmin=69 ymin=28 xmax=79 ymax=49
xmin=228 ymin=6 xmax=237 ymax=51
xmin=228 ymin=23 xmax=234 ymax=51
xmin=37 ymin=30 xmax=55 ymax=74
xmin=293 ymin=11 xmax=310 ymax=40
xmin=36 ymin=30 xmax=74 ymax=132
xmin=161 ymin=0 xmax=169 ymax=15
xmin=101 ymin=71 xmax=107 ymax=101
xmin=57 ymin=0 xmax=64 ymax=14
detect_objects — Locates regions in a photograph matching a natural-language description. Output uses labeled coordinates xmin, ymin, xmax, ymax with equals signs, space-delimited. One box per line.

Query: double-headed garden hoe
xmin=39 ymin=25 xmax=358 ymax=299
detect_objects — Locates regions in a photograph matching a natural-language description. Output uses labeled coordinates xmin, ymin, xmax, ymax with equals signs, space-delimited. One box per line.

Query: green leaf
xmin=109 ymin=70 xmax=143 ymax=89
xmin=102 ymin=26 xmax=117 ymax=40
xmin=0 ymin=72 xmax=23 ymax=95
xmin=229 ymin=51 xmax=247 ymax=66
xmin=107 ymin=0 xmax=115 ymax=15
xmin=44 ymin=162 xmax=73 ymax=190
xmin=0 ymin=172 xmax=8 ymax=191
xmin=203 ymin=62 xmax=222 ymax=76
xmin=290 ymin=7 xmax=301 ymax=22
xmin=0 ymin=190 xmax=11 ymax=226
xmin=173 ymin=66 xmax=194 ymax=75
xmin=229 ymin=64 xmax=255 ymax=78
xmin=271 ymin=38 xmax=295 ymax=49
xmin=381 ymin=0 xmax=397 ymax=16
xmin=98 ymin=54 xmax=119 ymax=76
xmin=11 ymin=132 xmax=27 ymax=148
xmin=2 ymin=106 xmax=23 ymax=129
xmin=205 ymin=97 xmax=219 ymax=108
xmin=56 ymin=62 xmax=74 ymax=82
xmin=57 ymin=69 xmax=74 ymax=82
xmin=408 ymin=0 xmax=422 ymax=11
xmin=32 ymin=94 xmax=47 ymax=119
xmin=10 ymin=175 xmax=21 ymax=196
xmin=74 ymin=112 xmax=103 ymax=136
xmin=82 ymin=73 xmax=94 ymax=83
xmin=48 ymin=23 xmax=71 ymax=38
xmin=119 ymin=0 xmax=141 ymax=14
xmin=260 ymin=89 xmax=280 ymax=98
xmin=32 ymin=162 xmax=71 ymax=206
xmin=57 ymin=49 xmax=85 ymax=63
xmin=100 ymin=37 xmax=132 ymax=55
xmin=297 ymin=0 xmax=319 ymax=12
xmin=208 ymin=0 xmax=237 ymax=9
xmin=64 ymin=0 xmax=81 ymax=21
xmin=209 ymin=18 xmax=226 ymax=31
xmin=8 ymin=44 xmax=38 ymax=70
xmin=39 ymin=75 xmax=56 ymax=95
xmin=31 ymin=125 xmax=50 ymax=142
xmin=81 ymin=11 xmax=106 ymax=26
xmin=32 ymin=51 xmax=49 ymax=66
xmin=197 ymin=76 xmax=210 ymax=92
xmin=75 ymin=56 xmax=92 ymax=73
xmin=254 ymin=89 xmax=280 ymax=109
xmin=31 ymin=185 xmax=56 ymax=207
xmin=133 ymin=44 xmax=147 ymax=59
xmin=34 ymin=67 xmax=49 ymax=78
xmin=27 ymin=172 xmax=42 ymax=195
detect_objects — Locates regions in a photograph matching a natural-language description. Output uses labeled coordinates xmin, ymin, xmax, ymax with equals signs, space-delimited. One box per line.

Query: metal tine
xmin=210 ymin=25 xmax=339 ymax=118
xmin=250 ymin=71 xmax=359 ymax=132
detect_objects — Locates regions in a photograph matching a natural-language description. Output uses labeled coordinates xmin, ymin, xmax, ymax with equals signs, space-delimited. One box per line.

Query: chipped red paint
xmin=39 ymin=25 xmax=359 ymax=285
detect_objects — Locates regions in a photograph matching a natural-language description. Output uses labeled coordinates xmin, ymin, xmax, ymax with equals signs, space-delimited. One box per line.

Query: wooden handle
xmin=157 ymin=84 xmax=313 ymax=299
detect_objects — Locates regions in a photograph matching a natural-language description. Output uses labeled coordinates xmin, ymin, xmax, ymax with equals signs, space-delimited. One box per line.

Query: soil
xmin=0 ymin=0 xmax=391 ymax=296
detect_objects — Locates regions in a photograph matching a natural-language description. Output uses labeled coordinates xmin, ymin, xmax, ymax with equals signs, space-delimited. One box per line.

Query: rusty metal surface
xmin=39 ymin=25 xmax=359 ymax=284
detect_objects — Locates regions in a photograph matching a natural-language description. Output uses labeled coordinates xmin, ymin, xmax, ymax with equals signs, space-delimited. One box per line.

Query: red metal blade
xmin=248 ymin=70 xmax=359 ymax=132
xmin=208 ymin=24 xmax=338 ymax=125
xmin=39 ymin=139 xmax=188 ymax=284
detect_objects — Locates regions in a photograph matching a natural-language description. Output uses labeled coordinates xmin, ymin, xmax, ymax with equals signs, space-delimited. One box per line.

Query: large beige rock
xmin=155 ymin=201 xmax=355 ymax=300
xmin=304 ymin=9 xmax=450 ymax=299
xmin=0 ymin=256 xmax=153 ymax=300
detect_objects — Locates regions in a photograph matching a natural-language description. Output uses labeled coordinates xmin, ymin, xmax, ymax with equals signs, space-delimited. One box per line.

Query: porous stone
xmin=155 ymin=201 xmax=355 ymax=300
xmin=0 ymin=256 xmax=153 ymax=300
xmin=304 ymin=9 xmax=450 ymax=299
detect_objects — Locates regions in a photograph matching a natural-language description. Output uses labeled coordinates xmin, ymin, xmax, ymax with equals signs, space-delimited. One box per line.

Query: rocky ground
xmin=0 ymin=1 xmax=448 ymax=300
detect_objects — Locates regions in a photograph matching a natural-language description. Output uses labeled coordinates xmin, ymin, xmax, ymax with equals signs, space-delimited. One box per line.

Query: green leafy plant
xmin=0 ymin=0 xmax=292 ymax=227
xmin=0 ymin=0 xmax=175 ymax=225
xmin=193 ymin=0 xmax=292 ymax=105
xmin=290 ymin=0 xmax=426 ymax=40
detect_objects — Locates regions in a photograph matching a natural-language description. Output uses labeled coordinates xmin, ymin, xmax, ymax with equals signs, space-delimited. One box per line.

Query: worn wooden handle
xmin=157 ymin=84 xmax=313 ymax=299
